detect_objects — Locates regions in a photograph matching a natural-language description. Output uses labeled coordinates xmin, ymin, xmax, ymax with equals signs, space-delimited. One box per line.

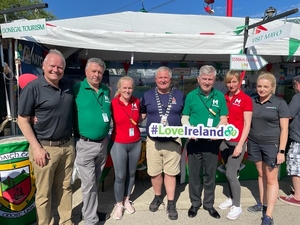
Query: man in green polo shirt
xmin=181 ymin=65 xmax=228 ymax=220
xmin=73 ymin=58 xmax=111 ymax=225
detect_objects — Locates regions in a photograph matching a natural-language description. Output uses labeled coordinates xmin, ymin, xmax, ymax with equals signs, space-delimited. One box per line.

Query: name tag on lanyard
xmin=129 ymin=128 xmax=134 ymax=136
xmin=102 ymin=113 xmax=109 ymax=122
xmin=207 ymin=118 xmax=213 ymax=127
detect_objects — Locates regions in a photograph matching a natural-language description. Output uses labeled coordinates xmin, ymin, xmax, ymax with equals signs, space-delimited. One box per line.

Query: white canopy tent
xmin=17 ymin=11 xmax=300 ymax=63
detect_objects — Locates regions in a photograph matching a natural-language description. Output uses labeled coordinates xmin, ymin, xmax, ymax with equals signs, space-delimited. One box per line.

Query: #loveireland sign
xmin=1 ymin=19 xmax=47 ymax=38
xmin=149 ymin=123 xmax=239 ymax=140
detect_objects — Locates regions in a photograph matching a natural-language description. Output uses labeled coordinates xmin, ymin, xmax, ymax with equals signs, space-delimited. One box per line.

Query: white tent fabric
xmin=17 ymin=11 xmax=300 ymax=63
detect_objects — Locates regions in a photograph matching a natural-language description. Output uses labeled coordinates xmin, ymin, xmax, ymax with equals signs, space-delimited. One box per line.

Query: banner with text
xmin=1 ymin=19 xmax=47 ymax=38
xmin=245 ymin=23 xmax=292 ymax=48
xmin=149 ymin=123 xmax=239 ymax=140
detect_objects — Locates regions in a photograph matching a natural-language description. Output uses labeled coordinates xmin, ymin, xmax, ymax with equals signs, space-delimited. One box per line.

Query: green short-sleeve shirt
xmin=182 ymin=87 xmax=228 ymax=127
xmin=73 ymin=78 xmax=111 ymax=140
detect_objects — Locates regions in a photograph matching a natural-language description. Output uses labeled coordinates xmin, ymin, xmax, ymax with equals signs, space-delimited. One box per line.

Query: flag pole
xmin=226 ymin=0 xmax=233 ymax=17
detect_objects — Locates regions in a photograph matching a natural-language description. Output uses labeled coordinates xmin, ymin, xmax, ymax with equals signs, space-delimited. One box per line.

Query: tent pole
xmin=8 ymin=39 xmax=16 ymax=135
xmin=226 ymin=0 xmax=233 ymax=17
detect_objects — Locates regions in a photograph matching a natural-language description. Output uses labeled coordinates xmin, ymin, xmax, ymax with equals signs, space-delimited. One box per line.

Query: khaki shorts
xmin=146 ymin=137 xmax=181 ymax=176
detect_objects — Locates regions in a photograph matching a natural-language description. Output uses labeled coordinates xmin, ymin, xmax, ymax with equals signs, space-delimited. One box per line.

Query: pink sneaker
xmin=278 ymin=194 xmax=300 ymax=206
xmin=112 ymin=203 xmax=124 ymax=220
xmin=124 ymin=200 xmax=135 ymax=214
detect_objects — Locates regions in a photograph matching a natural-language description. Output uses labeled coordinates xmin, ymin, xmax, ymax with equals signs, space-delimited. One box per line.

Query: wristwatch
xmin=279 ymin=150 xmax=285 ymax=154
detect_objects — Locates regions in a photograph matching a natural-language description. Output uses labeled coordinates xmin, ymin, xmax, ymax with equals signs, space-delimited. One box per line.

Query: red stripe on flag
xmin=199 ymin=32 xmax=215 ymax=35
xmin=239 ymin=71 xmax=246 ymax=88
xmin=46 ymin=23 xmax=56 ymax=27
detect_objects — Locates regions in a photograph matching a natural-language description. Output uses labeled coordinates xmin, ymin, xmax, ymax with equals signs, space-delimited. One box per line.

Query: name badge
xmin=207 ymin=118 xmax=213 ymax=127
xmin=129 ymin=128 xmax=134 ymax=137
xmin=102 ymin=113 xmax=109 ymax=122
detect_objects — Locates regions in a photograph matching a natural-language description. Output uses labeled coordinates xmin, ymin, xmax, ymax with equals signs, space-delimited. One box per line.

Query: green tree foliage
xmin=0 ymin=0 xmax=56 ymax=23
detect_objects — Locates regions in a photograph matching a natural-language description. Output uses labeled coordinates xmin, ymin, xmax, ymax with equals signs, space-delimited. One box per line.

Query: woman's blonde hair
xmin=257 ymin=72 xmax=276 ymax=94
xmin=224 ymin=70 xmax=241 ymax=84
xmin=114 ymin=76 xmax=134 ymax=97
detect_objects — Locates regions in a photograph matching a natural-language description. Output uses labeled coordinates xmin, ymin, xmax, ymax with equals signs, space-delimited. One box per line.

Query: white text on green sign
xmin=148 ymin=123 xmax=239 ymax=140
xmin=230 ymin=54 xmax=268 ymax=71
xmin=1 ymin=19 xmax=47 ymax=38
xmin=245 ymin=23 xmax=292 ymax=48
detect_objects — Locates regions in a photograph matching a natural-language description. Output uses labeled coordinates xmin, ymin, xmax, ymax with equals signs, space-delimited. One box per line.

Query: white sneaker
xmin=124 ymin=200 xmax=135 ymax=214
xmin=218 ymin=198 xmax=233 ymax=209
xmin=112 ymin=204 xmax=124 ymax=220
xmin=226 ymin=205 xmax=242 ymax=220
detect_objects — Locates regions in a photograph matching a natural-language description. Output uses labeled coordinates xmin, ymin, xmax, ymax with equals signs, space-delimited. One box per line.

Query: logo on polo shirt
xmin=266 ymin=106 xmax=276 ymax=109
xmin=233 ymin=98 xmax=241 ymax=106
xmin=104 ymin=96 xmax=110 ymax=103
xmin=132 ymin=103 xmax=138 ymax=110
xmin=212 ymin=99 xmax=219 ymax=107
xmin=171 ymin=97 xmax=177 ymax=104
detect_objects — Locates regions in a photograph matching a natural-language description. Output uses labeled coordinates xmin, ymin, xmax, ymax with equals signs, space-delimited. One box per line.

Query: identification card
xmin=160 ymin=115 xmax=169 ymax=126
xmin=207 ymin=118 xmax=213 ymax=127
xmin=102 ymin=113 xmax=109 ymax=122
xmin=129 ymin=128 xmax=134 ymax=137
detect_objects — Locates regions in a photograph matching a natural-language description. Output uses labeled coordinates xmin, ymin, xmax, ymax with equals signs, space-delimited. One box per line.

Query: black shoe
xmin=149 ymin=195 xmax=164 ymax=212
xmin=98 ymin=211 xmax=110 ymax=221
xmin=248 ymin=202 xmax=263 ymax=212
xmin=203 ymin=206 xmax=221 ymax=219
xmin=80 ymin=211 xmax=110 ymax=221
xmin=167 ymin=200 xmax=178 ymax=220
xmin=262 ymin=205 xmax=267 ymax=218
xmin=188 ymin=206 xmax=200 ymax=218
xmin=261 ymin=215 xmax=274 ymax=225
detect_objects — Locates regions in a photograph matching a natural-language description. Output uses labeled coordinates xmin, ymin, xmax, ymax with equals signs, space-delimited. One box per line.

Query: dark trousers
xmin=187 ymin=139 xmax=221 ymax=208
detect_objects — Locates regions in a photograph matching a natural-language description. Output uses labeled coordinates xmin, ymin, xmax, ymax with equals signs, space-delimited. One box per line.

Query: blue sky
xmin=44 ymin=0 xmax=300 ymax=20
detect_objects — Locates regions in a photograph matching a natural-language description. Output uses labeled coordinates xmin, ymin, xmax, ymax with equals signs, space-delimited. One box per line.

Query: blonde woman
xmin=247 ymin=72 xmax=289 ymax=225
xmin=110 ymin=76 xmax=141 ymax=220
xmin=218 ymin=71 xmax=253 ymax=220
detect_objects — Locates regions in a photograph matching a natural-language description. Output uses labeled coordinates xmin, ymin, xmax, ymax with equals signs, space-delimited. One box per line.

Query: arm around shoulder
xmin=140 ymin=113 xmax=147 ymax=122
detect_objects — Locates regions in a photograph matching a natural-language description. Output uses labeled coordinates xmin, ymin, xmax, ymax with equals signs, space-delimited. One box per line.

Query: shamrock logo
xmin=224 ymin=126 xmax=238 ymax=138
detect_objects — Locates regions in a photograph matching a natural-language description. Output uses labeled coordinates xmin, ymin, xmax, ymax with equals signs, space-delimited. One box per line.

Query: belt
xmin=147 ymin=136 xmax=180 ymax=145
xmin=80 ymin=135 xmax=104 ymax=143
xmin=40 ymin=137 xmax=70 ymax=147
